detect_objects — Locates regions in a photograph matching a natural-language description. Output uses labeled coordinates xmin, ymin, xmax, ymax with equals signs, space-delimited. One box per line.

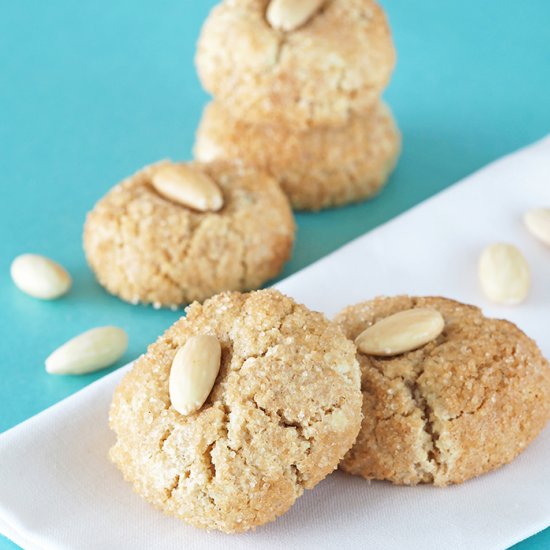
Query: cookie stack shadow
xmin=193 ymin=0 xmax=401 ymax=211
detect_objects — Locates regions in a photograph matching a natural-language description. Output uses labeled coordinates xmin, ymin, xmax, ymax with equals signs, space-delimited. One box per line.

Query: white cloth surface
xmin=1 ymin=136 xmax=550 ymax=550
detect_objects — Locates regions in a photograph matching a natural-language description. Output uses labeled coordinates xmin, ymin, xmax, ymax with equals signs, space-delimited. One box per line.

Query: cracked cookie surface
xmin=194 ymin=100 xmax=400 ymax=211
xmin=336 ymin=296 xmax=550 ymax=486
xmin=196 ymin=0 xmax=395 ymax=129
xmin=109 ymin=290 xmax=362 ymax=532
xmin=83 ymin=161 xmax=294 ymax=308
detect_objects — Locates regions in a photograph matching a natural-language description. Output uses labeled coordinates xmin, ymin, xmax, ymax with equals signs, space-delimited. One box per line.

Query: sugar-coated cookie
xmin=83 ymin=161 xmax=294 ymax=308
xmin=109 ymin=290 xmax=362 ymax=532
xmin=196 ymin=0 xmax=396 ymax=129
xmin=195 ymin=100 xmax=400 ymax=211
xmin=336 ymin=296 xmax=550 ymax=486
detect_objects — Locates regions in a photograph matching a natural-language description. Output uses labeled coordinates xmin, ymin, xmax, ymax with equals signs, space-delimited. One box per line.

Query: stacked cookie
xmin=194 ymin=0 xmax=401 ymax=210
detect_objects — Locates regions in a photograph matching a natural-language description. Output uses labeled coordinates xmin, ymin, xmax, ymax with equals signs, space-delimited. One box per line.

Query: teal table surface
xmin=1 ymin=1 xmax=549 ymax=548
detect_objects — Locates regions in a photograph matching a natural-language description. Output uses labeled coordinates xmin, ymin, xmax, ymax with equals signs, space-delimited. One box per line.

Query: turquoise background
xmin=1 ymin=1 xmax=549 ymax=548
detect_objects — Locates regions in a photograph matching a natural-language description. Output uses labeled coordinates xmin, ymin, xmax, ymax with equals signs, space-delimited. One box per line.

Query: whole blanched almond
xmin=355 ymin=308 xmax=445 ymax=357
xmin=169 ymin=335 xmax=221 ymax=416
xmin=46 ymin=327 xmax=128 ymax=375
xmin=524 ymin=208 xmax=550 ymax=246
xmin=266 ymin=0 xmax=325 ymax=32
xmin=151 ymin=164 xmax=223 ymax=212
xmin=479 ymin=243 xmax=530 ymax=305
xmin=11 ymin=254 xmax=71 ymax=300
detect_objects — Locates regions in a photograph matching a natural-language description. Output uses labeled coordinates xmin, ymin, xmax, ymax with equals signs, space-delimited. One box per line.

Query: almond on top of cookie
xmin=196 ymin=0 xmax=396 ymax=129
xmin=336 ymin=295 xmax=550 ymax=486
xmin=83 ymin=161 xmax=295 ymax=309
xmin=109 ymin=289 xmax=363 ymax=533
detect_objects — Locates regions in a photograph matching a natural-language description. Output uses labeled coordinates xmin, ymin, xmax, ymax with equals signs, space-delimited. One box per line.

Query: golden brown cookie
xmin=195 ymin=0 xmax=396 ymax=129
xmin=109 ymin=290 xmax=362 ymax=532
xmin=336 ymin=296 xmax=550 ymax=486
xmin=83 ymin=161 xmax=294 ymax=308
xmin=194 ymin=100 xmax=400 ymax=211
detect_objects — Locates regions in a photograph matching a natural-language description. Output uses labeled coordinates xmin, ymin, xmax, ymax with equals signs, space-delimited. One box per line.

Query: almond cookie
xmin=195 ymin=100 xmax=400 ymax=211
xmin=195 ymin=0 xmax=396 ymax=129
xmin=83 ymin=161 xmax=294 ymax=308
xmin=336 ymin=296 xmax=550 ymax=486
xmin=109 ymin=290 xmax=362 ymax=532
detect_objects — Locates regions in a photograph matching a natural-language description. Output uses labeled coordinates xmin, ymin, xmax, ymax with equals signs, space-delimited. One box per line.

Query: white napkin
xmin=1 ymin=136 xmax=549 ymax=550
